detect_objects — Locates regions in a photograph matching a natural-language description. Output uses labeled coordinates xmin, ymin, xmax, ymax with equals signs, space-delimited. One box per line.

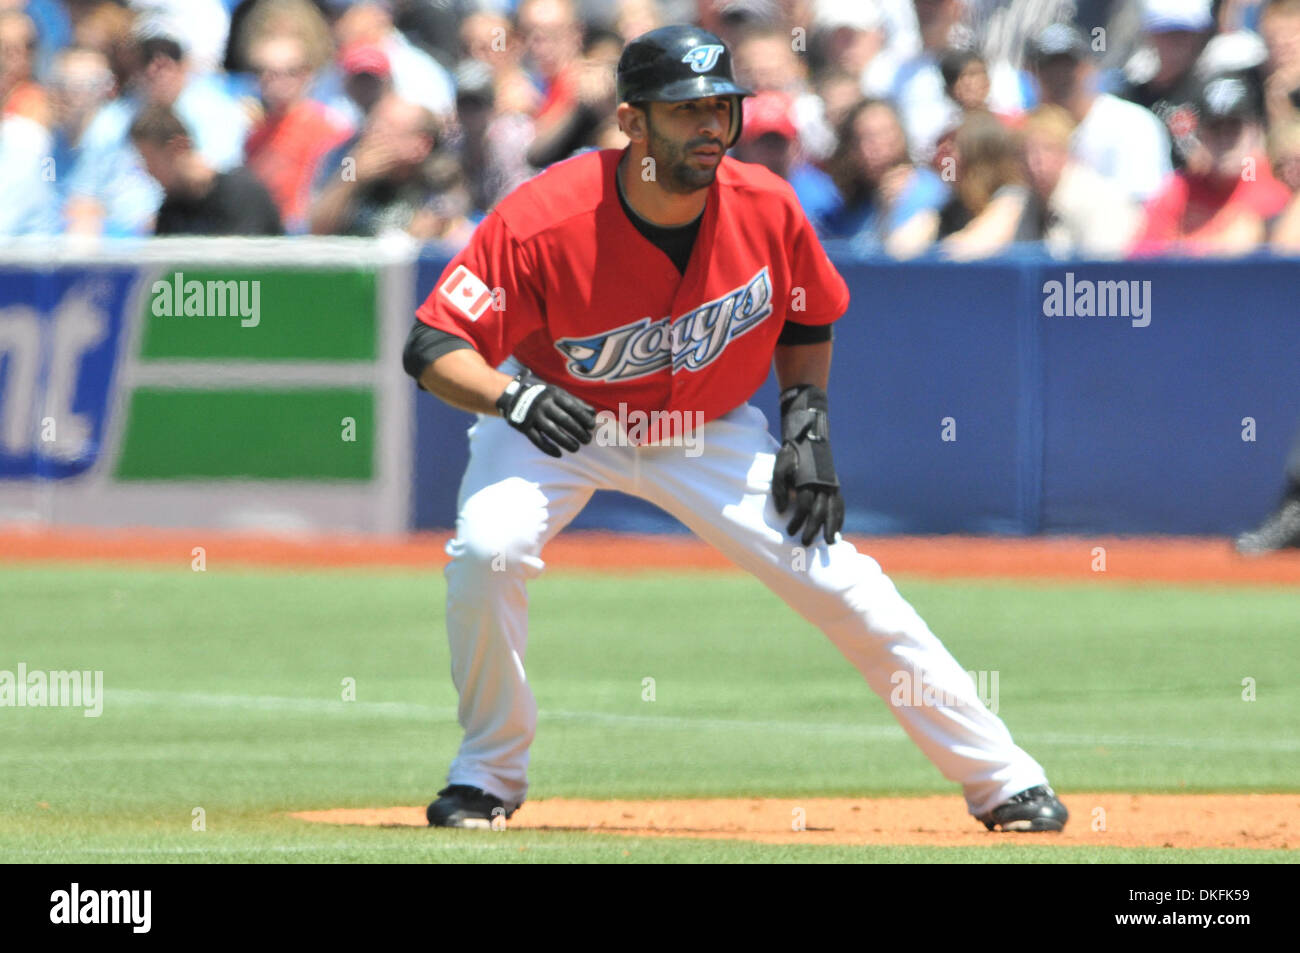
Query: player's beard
xmin=645 ymin=114 xmax=721 ymax=194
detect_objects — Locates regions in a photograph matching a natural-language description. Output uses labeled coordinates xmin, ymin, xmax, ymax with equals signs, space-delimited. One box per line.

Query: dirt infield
xmin=6 ymin=524 xmax=1300 ymax=584
xmin=291 ymin=794 xmax=1298 ymax=849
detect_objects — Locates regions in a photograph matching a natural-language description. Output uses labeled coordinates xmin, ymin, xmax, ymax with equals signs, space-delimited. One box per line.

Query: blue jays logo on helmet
xmin=616 ymin=26 xmax=754 ymax=145
xmin=682 ymin=44 xmax=725 ymax=73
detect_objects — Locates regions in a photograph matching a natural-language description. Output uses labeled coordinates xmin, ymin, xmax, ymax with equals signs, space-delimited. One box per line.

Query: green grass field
xmin=2 ymin=562 xmax=1297 ymax=863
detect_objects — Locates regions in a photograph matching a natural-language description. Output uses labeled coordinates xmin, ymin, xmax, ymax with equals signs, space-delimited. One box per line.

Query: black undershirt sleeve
xmin=403 ymin=321 xmax=475 ymax=388
xmin=777 ymin=320 xmax=834 ymax=346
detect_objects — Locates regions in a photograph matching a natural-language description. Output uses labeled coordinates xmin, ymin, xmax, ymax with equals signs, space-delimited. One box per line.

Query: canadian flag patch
xmin=439 ymin=265 xmax=494 ymax=322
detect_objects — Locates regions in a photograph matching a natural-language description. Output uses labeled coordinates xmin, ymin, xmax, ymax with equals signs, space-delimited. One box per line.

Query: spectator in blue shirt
xmin=48 ymin=46 xmax=160 ymax=236
xmin=95 ymin=29 xmax=250 ymax=178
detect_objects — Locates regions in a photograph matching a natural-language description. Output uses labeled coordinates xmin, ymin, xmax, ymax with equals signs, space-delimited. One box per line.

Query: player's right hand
xmin=495 ymin=370 xmax=597 ymax=458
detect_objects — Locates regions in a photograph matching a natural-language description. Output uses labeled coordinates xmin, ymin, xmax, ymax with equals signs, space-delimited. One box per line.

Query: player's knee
xmin=445 ymin=528 xmax=541 ymax=581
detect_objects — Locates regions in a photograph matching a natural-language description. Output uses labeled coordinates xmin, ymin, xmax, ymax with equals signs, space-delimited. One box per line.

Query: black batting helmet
xmin=616 ymin=25 xmax=753 ymax=146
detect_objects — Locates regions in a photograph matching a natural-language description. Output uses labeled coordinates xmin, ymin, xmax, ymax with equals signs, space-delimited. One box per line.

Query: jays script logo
xmin=555 ymin=268 xmax=773 ymax=383
xmin=682 ymin=44 xmax=724 ymax=72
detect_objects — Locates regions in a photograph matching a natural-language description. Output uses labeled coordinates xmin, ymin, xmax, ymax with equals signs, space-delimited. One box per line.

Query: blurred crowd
xmin=2 ymin=0 xmax=1300 ymax=257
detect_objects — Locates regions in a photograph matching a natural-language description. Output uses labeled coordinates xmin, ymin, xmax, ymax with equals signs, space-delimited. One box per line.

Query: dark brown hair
xmin=826 ymin=97 xmax=910 ymax=207
xmin=128 ymin=103 xmax=191 ymax=147
xmin=951 ymin=111 xmax=1024 ymax=214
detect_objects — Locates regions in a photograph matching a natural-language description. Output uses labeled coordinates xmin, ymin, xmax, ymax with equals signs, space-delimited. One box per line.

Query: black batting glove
xmin=772 ymin=384 xmax=845 ymax=547
xmin=495 ymin=370 xmax=597 ymax=458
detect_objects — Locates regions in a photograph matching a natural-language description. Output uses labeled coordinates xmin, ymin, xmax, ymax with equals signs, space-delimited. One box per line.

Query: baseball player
xmin=403 ymin=25 xmax=1068 ymax=834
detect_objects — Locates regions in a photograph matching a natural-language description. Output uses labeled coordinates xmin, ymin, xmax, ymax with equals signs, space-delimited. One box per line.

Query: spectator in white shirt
xmin=812 ymin=0 xmax=888 ymax=86
xmin=126 ymin=0 xmax=230 ymax=76
xmin=1028 ymin=22 xmax=1173 ymax=203
xmin=865 ymin=0 xmax=1030 ymax=161
xmin=0 ymin=113 xmax=58 ymax=236
xmin=1022 ymin=104 xmax=1142 ymax=258
xmin=865 ymin=0 xmax=966 ymax=162
xmin=816 ymin=0 xmax=922 ymax=95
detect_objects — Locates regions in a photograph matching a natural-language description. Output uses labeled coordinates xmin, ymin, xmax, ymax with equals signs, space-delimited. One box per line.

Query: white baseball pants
xmin=440 ymin=402 xmax=1048 ymax=817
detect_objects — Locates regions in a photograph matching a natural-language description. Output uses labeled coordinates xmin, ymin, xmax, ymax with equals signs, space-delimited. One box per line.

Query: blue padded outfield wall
xmin=411 ymin=252 xmax=1300 ymax=537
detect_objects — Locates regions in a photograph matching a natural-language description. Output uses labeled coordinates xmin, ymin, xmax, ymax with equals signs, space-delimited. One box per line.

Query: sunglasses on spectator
xmin=255 ymin=63 xmax=310 ymax=79
xmin=52 ymin=75 xmax=112 ymax=94
xmin=140 ymin=37 xmax=184 ymax=62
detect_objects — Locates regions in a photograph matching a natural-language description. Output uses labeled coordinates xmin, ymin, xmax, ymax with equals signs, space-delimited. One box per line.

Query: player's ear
xmin=617 ymin=102 xmax=648 ymax=144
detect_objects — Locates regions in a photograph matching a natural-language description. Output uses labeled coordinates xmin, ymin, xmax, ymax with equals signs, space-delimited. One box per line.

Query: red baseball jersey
xmin=416 ymin=147 xmax=849 ymax=433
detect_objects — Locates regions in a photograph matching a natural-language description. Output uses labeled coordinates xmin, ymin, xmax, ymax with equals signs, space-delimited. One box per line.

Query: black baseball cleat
xmin=978 ymin=785 xmax=1068 ymax=832
xmin=426 ymin=784 xmax=519 ymax=829
xmin=1235 ymin=499 xmax=1300 ymax=555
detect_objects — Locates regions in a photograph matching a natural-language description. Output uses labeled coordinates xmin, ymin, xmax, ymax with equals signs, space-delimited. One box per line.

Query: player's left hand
xmin=772 ymin=384 xmax=845 ymax=547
